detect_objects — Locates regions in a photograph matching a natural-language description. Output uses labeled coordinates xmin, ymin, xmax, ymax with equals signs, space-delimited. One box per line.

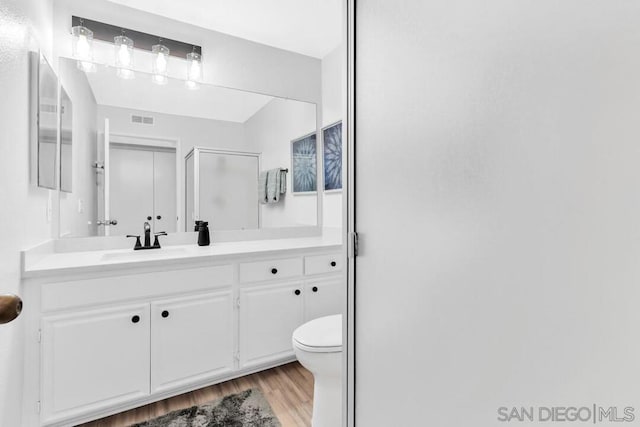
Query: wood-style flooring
xmin=77 ymin=362 xmax=314 ymax=427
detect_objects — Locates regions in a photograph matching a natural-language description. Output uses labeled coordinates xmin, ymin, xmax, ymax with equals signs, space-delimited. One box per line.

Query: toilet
xmin=292 ymin=314 xmax=342 ymax=427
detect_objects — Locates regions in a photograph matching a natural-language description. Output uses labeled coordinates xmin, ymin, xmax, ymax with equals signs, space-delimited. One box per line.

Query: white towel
xmin=258 ymin=171 xmax=268 ymax=204
xmin=279 ymin=169 xmax=287 ymax=195
xmin=266 ymin=168 xmax=287 ymax=204
xmin=266 ymin=168 xmax=280 ymax=203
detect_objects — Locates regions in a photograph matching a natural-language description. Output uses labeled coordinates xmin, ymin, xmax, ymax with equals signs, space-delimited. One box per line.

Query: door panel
xmin=109 ymin=147 xmax=154 ymax=236
xmin=151 ymin=291 xmax=234 ymax=394
xmin=41 ymin=304 xmax=150 ymax=424
xmin=153 ymin=150 xmax=176 ymax=233
xmin=239 ymin=282 xmax=304 ymax=368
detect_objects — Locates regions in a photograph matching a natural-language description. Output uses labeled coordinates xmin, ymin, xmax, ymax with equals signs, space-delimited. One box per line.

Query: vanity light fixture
xmin=114 ymin=32 xmax=134 ymax=79
xmin=70 ymin=21 xmax=96 ymax=72
xmin=151 ymin=41 xmax=169 ymax=85
xmin=71 ymin=17 xmax=203 ymax=88
xmin=185 ymin=48 xmax=202 ymax=90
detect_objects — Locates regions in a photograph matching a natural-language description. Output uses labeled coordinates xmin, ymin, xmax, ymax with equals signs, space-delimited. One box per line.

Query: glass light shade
xmin=114 ymin=35 xmax=134 ymax=79
xmin=116 ymin=68 xmax=135 ymax=80
xmin=185 ymin=80 xmax=199 ymax=90
xmin=71 ymin=25 xmax=96 ymax=72
xmin=186 ymin=51 xmax=202 ymax=82
xmin=152 ymin=44 xmax=169 ymax=85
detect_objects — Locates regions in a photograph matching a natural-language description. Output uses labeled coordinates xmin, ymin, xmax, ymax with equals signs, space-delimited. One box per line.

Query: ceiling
xmin=84 ymin=63 xmax=275 ymax=123
xmin=104 ymin=0 xmax=343 ymax=59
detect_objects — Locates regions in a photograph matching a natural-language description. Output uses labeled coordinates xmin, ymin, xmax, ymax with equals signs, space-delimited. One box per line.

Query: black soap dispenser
xmin=197 ymin=221 xmax=210 ymax=246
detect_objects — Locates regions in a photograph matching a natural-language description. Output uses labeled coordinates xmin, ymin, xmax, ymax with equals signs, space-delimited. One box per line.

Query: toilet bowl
xmin=292 ymin=314 xmax=342 ymax=427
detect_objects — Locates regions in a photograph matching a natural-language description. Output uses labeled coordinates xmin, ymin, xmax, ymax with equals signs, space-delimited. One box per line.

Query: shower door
xmin=185 ymin=148 xmax=260 ymax=231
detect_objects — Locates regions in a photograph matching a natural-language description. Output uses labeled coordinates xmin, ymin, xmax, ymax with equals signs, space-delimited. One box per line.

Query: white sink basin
xmin=101 ymin=246 xmax=190 ymax=262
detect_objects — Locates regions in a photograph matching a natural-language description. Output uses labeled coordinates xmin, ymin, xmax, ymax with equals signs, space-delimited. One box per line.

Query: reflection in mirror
xmin=38 ymin=54 xmax=58 ymax=189
xmin=60 ymin=87 xmax=72 ymax=192
xmin=57 ymin=58 xmax=318 ymax=238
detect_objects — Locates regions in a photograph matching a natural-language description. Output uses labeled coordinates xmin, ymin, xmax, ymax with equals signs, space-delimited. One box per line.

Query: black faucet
xmin=126 ymin=222 xmax=167 ymax=250
xmin=144 ymin=221 xmax=151 ymax=247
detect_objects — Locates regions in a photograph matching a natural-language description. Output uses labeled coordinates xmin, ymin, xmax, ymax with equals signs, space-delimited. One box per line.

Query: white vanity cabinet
xmin=237 ymin=253 xmax=344 ymax=370
xmin=41 ymin=304 xmax=151 ymax=425
xmin=239 ymin=281 xmax=305 ymax=369
xmin=303 ymin=277 xmax=345 ymax=322
xmin=23 ymin=245 xmax=344 ymax=427
xmin=150 ymin=290 xmax=234 ymax=393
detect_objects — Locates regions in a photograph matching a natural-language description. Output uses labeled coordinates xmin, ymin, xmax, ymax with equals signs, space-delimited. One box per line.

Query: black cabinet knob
xmin=312 ymin=286 xmax=318 ymax=292
xmin=330 ymin=261 xmax=337 ymax=267
xmin=161 ymin=310 xmax=169 ymax=318
xmin=147 ymin=216 xmax=152 ymax=221
xmin=271 ymin=268 xmax=278 ymax=275
xmin=131 ymin=315 xmax=140 ymax=323
xmin=294 ymin=289 xmax=301 ymax=296
xmin=157 ymin=215 xmax=162 ymax=220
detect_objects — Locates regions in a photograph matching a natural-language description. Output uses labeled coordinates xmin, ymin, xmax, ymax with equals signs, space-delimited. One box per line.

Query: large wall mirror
xmin=57 ymin=57 xmax=319 ymax=238
xmin=37 ymin=54 xmax=59 ymax=190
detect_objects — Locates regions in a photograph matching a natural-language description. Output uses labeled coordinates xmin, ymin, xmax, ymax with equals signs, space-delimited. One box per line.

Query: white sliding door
xmin=354 ymin=1 xmax=640 ymax=426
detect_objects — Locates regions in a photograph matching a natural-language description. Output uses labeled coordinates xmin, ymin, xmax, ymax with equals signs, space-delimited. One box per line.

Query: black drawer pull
xmin=330 ymin=261 xmax=337 ymax=267
xmin=131 ymin=315 xmax=140 ymax=323
xmin=294 ymin=289 xmax=301 ymax=296
xmin=147 ymin=216 xmax=152 ymax=220
xmin=271 ymin=268 xmax=278 ymax=275
xmin=161 ymin=310 xmax=169 ymax=318
xmin=312 ymin=286 xmax=318 ymax=292
xmin=156 ymin=215 xmax=162 ymax=220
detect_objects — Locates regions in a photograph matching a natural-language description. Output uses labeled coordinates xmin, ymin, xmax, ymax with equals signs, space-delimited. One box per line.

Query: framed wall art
xmin=291 ymin=132 xmax=317 ymax=194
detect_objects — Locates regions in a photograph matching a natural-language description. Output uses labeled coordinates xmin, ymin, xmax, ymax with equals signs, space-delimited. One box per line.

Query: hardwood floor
xmin=77 ymin=362 xmax=314 ymax=427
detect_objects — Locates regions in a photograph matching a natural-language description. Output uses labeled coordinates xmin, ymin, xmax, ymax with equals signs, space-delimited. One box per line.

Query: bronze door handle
xmin=0 ymin=294 xmax=22 ymax=324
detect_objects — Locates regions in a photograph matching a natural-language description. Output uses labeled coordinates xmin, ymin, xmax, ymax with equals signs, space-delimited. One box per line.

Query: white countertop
xmin=22 ymin=232 xmax=343 ymax=278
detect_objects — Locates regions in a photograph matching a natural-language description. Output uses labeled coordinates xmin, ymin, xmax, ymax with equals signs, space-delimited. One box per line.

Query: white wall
xmin=245 ymin=98 xmax=318 ymax=227
xmin=356 ymin=1 xmax=640 ymax=426
xmin=97 ymin=105 xmax=247 ymax=155
xmin=58 ymin=58 xmax=98 ymax=238
xmin=321 ymin=45 xmax=343 ymax=228
xmin=0 ymin=1 xmax=53 ymax=425
xmin=52 ymin=0 xmax=322 ymax=104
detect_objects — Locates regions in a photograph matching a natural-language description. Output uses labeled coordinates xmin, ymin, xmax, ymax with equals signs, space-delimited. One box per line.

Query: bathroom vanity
xmin=21 ymin=234 xmax=344 ymax=427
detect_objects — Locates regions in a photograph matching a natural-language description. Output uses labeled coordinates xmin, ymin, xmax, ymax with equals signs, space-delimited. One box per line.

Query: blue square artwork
xmin=291 ymin=133 xmax=317 ymax=193
xmin=323 ymin=121 xmax=342 ymax=191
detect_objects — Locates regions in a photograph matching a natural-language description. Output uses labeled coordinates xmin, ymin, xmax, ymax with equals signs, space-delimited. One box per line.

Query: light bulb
xmin=189 ymin=60 xmax=201 ymax=81
xmin=118 ymin=43 xmax=131 ymax=67
xmin=186 ymin=51 xmax=202 ymax=83
xmin=114 ymin=35 xmax=134 ymax=79
xmin=76 ymin=34 xmax=90 ymax=59
xmin=155 ymin=52 xmax=167 ymax=73
xmin=152 ymin=44 xmax=170 ymax=86
xmin=71 ymin=24 xmax=95 ymax=72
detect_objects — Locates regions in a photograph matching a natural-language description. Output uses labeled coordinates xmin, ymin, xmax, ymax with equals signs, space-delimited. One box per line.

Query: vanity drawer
xmin=304 ymin=253 xmax=343 ymax=276
xmin=41 ymin=265 xmax=234 ymax=312
xmin=239 ymin=258 xmax=303 ymax=283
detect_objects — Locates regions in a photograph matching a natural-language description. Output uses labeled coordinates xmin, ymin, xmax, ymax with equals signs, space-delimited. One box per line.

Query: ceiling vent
xmin=131 ymin=114 xmax=154 ymax=125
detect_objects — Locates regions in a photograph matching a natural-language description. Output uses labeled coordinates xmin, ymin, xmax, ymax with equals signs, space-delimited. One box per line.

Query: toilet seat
xmin=292 ymin=314 xmax=342 ymax=353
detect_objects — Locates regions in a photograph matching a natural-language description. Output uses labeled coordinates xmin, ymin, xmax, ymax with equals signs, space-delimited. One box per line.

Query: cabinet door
xmin=151 ymin=290 xmax=234 ymax=393
xmin=304 ymin=278 xmax=345 ymax=322
xmin=239 ymin=282 xmax=304 ymax=369
xmin=41 ymin=304 xmax=150 ymax=425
